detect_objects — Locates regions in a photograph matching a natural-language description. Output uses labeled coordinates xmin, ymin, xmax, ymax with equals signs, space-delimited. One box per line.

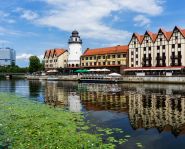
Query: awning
xmin=47 ymin=69 xmax=58 ymax=73
xmin=74 ymin=69 xmax=89 ymax=73
xmin=108 ymin=73 xmax=122 ymax=77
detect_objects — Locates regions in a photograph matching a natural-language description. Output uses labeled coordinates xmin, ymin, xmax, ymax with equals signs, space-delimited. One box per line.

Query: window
xmin=98 ymin=56 xmax=101 ymax=59
xmin=94 ymin=56 xmax=96 ymax=60
xmin=82 ymin=57 xmax=84 ymax=60
xmin=172 ymin=44 xmax=175 ymax=48
xmin=86 ymin=63 xmax=88 ymax=66
xmin=94 ymin=62 xmax=96 ymax=65
xmin=90 ymin=62 xmax=92 ymax=66
xmin=136 ymin=61 xmax=138 ymax=65
xmin=136 ymin=54 xmax=138 ymax=58
xmin=117 ymin=54 xmax=120 ymax=58
xmin=107 ymin=55 xmax=110 ymax=59
xmin=86 ymin=57 xmax=88 ymax=60
xmin=157 ymin=46 xmax=160 ymax=50
xmin=131 ymin=64 xmax=134 ymax=67
xmin=76 ymin=64 xmax=79 ymax=67
xmin=112 ymin=55 xmax=115 ymax=58
xmin=162 ymin=45 xmax=165 ymax=49
xmin=112 ymin=61 xmax=115 ymax=65
xmin=134 ymin=41 xmax=136 ymax=45
xmin=178 ymin=44 xmax=181 ymax=48
xmin=160 ymin=38 xmax=162 ymax=42
xmin=149 ymin=47 xmax=151 ymax=51
xmin=136 ymin=48 xmax=138 ymax=52
xmin=123 ymin=54 xmax=127 ymax=57
xmin=90 ymin=57 xmax=92 ymax=60
xmin=108 ymin=61 xmax=110 ymax=65
xmin=131 ymin=51 xmax=134 ymax=55
xmin=117 ymin=61 xmax=121 ymax=65
xmin=131 ymin=58 xmax=134 ymax=62
xmin=103 ymin=56 xmax=105 ymax=59
xmin=98 ymin=62 xmax=101 ymax=65
xmin=82 ymin=63 xmax=84 ymax=66
xmin=175 ymin=36 xmax=178 ymax=40
xmin=103 ymin=62 xmax=106 ymax=65
xmin=146 ymin=40 xmax=148 ymax=43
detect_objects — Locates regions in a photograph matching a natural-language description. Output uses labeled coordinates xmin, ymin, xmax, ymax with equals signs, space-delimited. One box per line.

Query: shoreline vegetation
xmin=0 ymin=93 xmax=143 ymax=149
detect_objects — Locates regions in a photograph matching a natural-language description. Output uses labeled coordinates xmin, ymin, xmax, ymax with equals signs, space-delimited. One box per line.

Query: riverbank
xmin=0 ymin=93 xmax=118 ymax=148
xmin=27 ymin=75 xmax=185 ymax=84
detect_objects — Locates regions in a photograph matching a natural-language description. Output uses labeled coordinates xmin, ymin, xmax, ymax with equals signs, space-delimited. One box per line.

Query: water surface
xmin=1 ymin=79 xmax=185 ymax=149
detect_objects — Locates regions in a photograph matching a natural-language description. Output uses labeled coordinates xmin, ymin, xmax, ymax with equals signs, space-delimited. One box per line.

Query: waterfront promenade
xmin=26 ymin=75 xmax=185 ymax=84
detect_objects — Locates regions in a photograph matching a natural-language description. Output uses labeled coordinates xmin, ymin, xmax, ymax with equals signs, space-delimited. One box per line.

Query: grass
xmin=0 ymin=93 xmax=113 ymax=149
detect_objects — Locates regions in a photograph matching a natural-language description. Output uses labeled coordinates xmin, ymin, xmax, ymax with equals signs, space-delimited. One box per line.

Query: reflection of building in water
xmin=68 ymin=92 xmax=82 ymax=112
xmin=79 ymin=84 xmax=128 ymax=112
xmin=128 ymin=93 xmax=185 ymax=136
xmin=45 ymin=82 xmax=68 ymax=107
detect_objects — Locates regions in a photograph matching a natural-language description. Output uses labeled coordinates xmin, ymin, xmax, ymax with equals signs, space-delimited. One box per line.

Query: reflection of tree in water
xmin=29 ymin=81 xmax=41 ymax=98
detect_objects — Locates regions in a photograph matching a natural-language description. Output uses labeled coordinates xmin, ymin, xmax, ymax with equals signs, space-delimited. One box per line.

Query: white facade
xmin=44 ymin=49 xmax=68 ymax=69
xmin=0 ymin=47 xmax=16 ymax=66
xmin=68 ymin=30 xmax=82 ymax=67
xmin=128 ymin=27 xmax=185 ymax=68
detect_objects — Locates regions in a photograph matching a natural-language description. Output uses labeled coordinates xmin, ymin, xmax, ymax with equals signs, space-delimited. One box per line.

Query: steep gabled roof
xmin=129 ymin=33 xmax=144 ymax=45
xmin=82 ymin=45 xmax=128 ymax=56
xmin=44 ymin=48 xmax=67 ymax=59
xmin=142 ymin=31 xmax=157 ymax=43
xmin=170 ymin=26 xmax=185 ymax=39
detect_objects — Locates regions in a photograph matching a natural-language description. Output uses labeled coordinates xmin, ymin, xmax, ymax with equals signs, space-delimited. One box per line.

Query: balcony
xmin=170 ymin=63 xmax=182 ymax=66
xmin=170 ymin=55 xmax=182 ymax=59
xmin=156 ymin=56 xmax=166 ymax=60
xmin=143 ymin=57 xmax=152 ymax=61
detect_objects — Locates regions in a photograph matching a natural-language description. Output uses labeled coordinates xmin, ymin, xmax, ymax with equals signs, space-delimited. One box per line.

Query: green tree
xmin=29 ymin=56 xmax=41 ymax=73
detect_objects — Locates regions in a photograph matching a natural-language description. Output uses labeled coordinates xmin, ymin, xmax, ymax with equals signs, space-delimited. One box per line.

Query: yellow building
xmin=80 ymin=45 xmax=128 ymax=73
xmin=44 ymin=48 xmax=68 ymax=70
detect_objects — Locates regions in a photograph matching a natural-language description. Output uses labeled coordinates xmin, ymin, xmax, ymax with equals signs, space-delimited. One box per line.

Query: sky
xmin=0 ymin=0 xmax=185 ymax=67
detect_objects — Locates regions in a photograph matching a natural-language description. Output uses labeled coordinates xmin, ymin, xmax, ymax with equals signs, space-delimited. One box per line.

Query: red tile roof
xmin=130 ymin=26 xmax=185 ymax=44
xmin=82 ymin=45 xmax=128 ymax=56
xmin=44 ymin=48 xmax=67 ymax=58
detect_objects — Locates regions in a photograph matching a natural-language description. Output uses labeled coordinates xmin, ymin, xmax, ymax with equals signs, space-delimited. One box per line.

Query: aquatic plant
xmin=0 ymin=93 xmax=107 ymax=148
xmin=0 ymin=93 xmax=144 ymax=149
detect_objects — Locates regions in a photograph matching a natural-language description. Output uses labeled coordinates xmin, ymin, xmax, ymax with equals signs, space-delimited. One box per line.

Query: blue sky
xmin=0 ymin=0 xmax=185 ymax=67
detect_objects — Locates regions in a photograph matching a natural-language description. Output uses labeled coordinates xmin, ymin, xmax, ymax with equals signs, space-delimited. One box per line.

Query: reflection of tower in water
xmin=68 ymin=92 xmax=82 ymax=112
xmin=128 ymin=92 xmax=185 ymax=136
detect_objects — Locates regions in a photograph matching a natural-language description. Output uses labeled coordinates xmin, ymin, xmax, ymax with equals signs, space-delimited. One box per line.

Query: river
xmin=1 ymin=79 xmax=185 ymax=149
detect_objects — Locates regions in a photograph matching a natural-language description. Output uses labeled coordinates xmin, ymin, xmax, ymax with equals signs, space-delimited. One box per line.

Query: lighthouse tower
xmin=68 ymin=30 xmax=82 ymax=67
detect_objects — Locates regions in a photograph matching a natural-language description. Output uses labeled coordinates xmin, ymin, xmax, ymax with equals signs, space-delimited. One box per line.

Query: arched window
xmin=72 ymin=64 xmax=74 ymax=67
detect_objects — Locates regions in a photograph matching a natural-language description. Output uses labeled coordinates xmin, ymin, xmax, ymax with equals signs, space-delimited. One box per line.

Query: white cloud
xmin=0 ymin=10 xmax=15 ymax=24
xmin=0 ymin=40 xmax=11 ymax=44
xmin=16 ymin=53 xmax=44 ymax=61
xmin=16 ymin=53 xmax=33 ymax=60
xmin=31 ymin=0 xmax=164 ymax=43
xmin=16 ymin=8 xmax=39 ymax=21
xmin=0 ymin=26 xmax=38 ymax=37
xmin=133 ymin=15 xmax=151 ymax=27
